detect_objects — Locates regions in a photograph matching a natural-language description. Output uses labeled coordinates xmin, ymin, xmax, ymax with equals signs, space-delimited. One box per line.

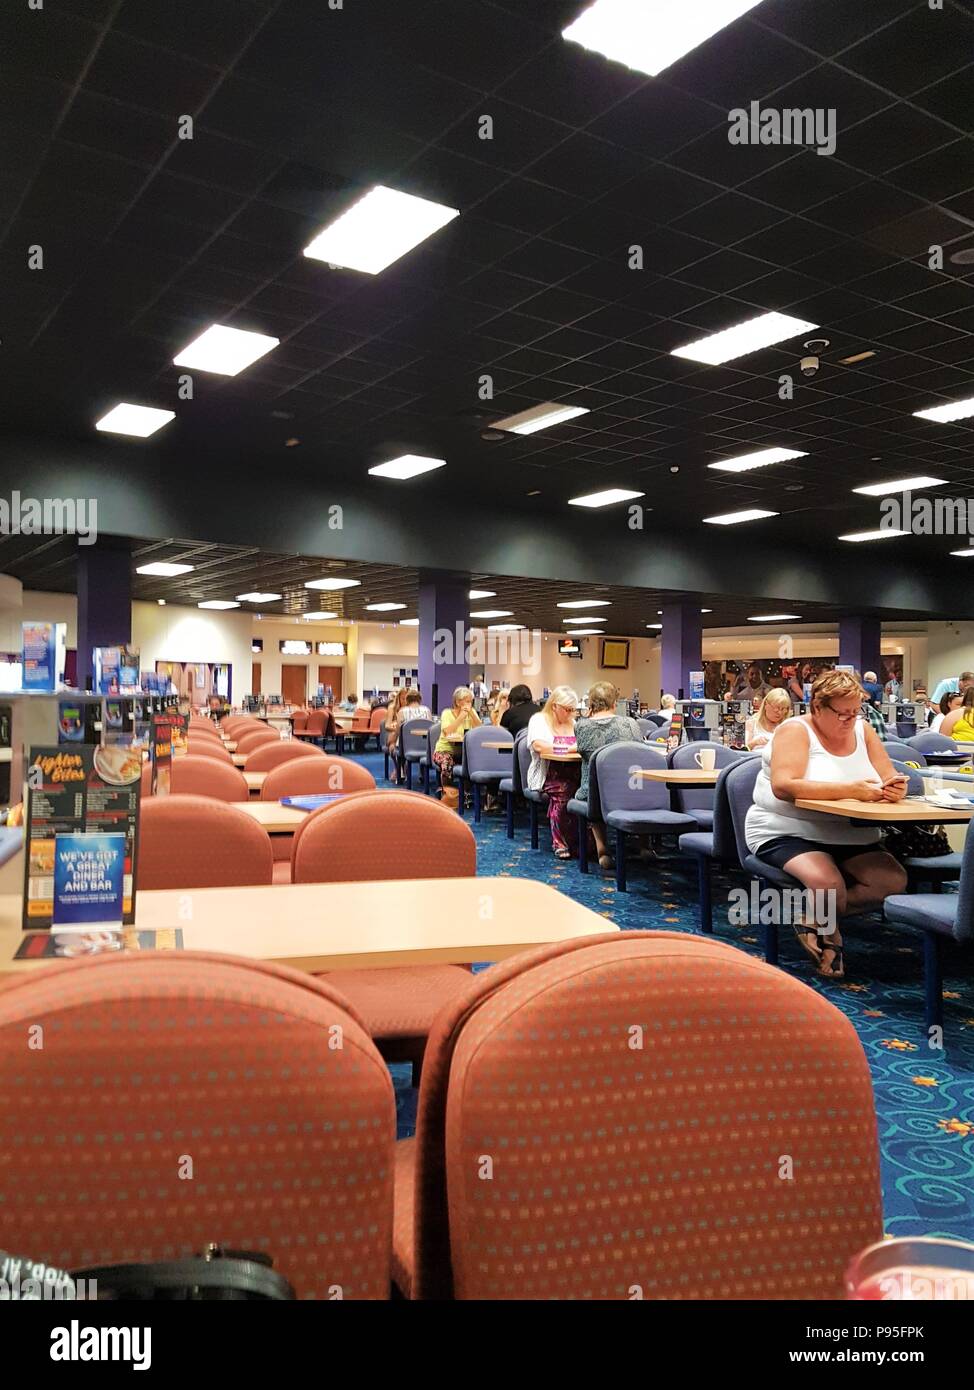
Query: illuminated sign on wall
xmin=280 ymin=640 xmax=313 ymax=655
xmin=317 ymin=642 xmax=345 ymax=656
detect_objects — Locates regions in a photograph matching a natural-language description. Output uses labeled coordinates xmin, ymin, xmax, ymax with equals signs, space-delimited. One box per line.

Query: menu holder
xmin=151 ymin=715 xmax=173 ymax=795
xmin=15 ymin=929 xmax=184 ymax=962
xmin=22 ymin=746 xmax=141 ymax=931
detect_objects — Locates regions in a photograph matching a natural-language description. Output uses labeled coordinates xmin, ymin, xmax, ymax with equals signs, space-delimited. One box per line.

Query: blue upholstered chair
xmin=677 ymin=763 xmax=741 ymax=934
xmin=396 ymin=716 xmax=434 ymax=790
xmin=516 ymin=732 xmax=548 ymax=849
xmin=885 ymin=741 xmax=927 ymax=765
xmin=909 ymin=732 xmax=960 ymax=755
xmin=884 ymin=809 xmax=974 ymax=1032
xmin=724 ymin=757 xmax=804 ymax=965
xmin=500 ymin=731 xmax=525 ymax=838
xmin=462 ymin=725 xmax=514 ymax=822
xmin=596 ymin=742 xmax=696 ymax=892
xmin=567 ymin=744 xmax=607 ymax=875
xmin=669 ymin=741 xmax=741 ymax=830
xmin=887 ymin=759 xmax=963 ymax=890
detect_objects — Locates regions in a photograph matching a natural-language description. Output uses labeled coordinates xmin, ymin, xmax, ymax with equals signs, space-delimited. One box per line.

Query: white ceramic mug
xmin=694 ymin=747 xmax=717 ymax=771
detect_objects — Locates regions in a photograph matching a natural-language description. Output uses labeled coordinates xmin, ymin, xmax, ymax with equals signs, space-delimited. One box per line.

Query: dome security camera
xmin=800 ymin=355 xmax=820 ymax=377
xmin=800 ymin=337 xmax=830 ymax=377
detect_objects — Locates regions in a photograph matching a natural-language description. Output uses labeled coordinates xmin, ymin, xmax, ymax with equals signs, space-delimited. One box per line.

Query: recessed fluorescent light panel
xmin=236 ymin=592 xmax=281 ymax=603
xmin=913 ymin=396 xmax=974 ymax=424
xmin=646 ymin=623 xmax=662 ymax=630
xmin=470 ymin=610 xmax=513 ymax=619
xmin=569 ymin=628 xmax=606 ymax=635
xmin=303 ymin=611 xmax=338 ymax=621
xmin=557 ymin=599 xmax=611 ymax=608
xmin=487 ymin=624 xmax=523 ymax=631
xmin=748 ymin=614 xmax=800 ymax=622
xmin=568 ymin=487 xmax=645 ymax=507
xmin=469 ymin=589 xmax=495 ymax=599
xmin=672 ymin=311 xmax=818 ymax=365
xmin=703 ymin=509 xmax=779 ymax=525
xmin=839 ymin=529 xmax=909 ymax=542
xmin=197 ymin=600 xmax=240 ymax=610
xmin=95 ymin=403 xmax=175 ymax=437
xmin=950 ymin=549 xmax=974 ymax=557
xmin=173 ymin=324 xmax=279 ymax=376
xmin=562 ymin=0 xmax=764 ymax=78
xmin=366 ymin=603 xmax=407 ymax=612
xmin=708 ymin=447 xmax=807 ymax=473
xmin=563 ymin=616 xmax=607 ymax=624
xmin=494 ymin=403 xmax=590 ymax=435
xmin=304 ymin=578 xmax=361 ymax=591
xmin=136 ymin=562 xmax=194 ymax=577
xmin=303 ymin=186 xmax=459 ymax=274
xmin=399 ymin=617 xmax=420 ymax=625
xmin=852 ymin=476 xmax=946 ymax=496
xmin=368 ymin=454 xmax=446 ymax=480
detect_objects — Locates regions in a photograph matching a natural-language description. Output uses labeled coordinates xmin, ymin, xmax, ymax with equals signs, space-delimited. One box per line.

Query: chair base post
xmin=577 ymin=815 xmax=588 ymax=874
xmin=763 ymin=904 xmax=779 ymax=966
xmin=698 ymin=856 xmax=712 ymax=934
xmin=923 ymin=932 xmax=944 ymax=1036
xmin=530 ymin=801 xmax=539 ymax=849
xmin=506 ymin=791 xmax=515 ymax=839
xmin=405 ymin=760 xmax=413 ymax=791
xmin=615 ymin=828 xmax=627 ymax=893
xmin=473 ymin=783 xmax=482 ymax=823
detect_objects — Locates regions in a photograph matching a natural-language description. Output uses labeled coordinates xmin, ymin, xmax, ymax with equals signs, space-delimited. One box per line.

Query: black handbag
xmin=882 ymin=821 xmax=952 ymax=865
xmin=1 ymin=1245 xmax=294 ymax=1301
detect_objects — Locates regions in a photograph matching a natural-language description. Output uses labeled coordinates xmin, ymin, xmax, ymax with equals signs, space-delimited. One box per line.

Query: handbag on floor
xmin=882 ymin=822 xmax=951 ymax=865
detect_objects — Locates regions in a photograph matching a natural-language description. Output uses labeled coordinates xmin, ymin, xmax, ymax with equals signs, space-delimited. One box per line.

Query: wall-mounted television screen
xmin=557 ymin=637 xmax=582 ymax=657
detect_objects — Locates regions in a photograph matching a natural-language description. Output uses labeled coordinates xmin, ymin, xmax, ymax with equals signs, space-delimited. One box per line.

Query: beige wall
xmin=480 ymin=632 xmax=661 ymax=704
xmin=132 ymin=601 xmax=253 ymax=702
xmin=0 ymin=589 xmax=77 ymax=651
xmin=927 ymin=622 xmax=974 ymax=691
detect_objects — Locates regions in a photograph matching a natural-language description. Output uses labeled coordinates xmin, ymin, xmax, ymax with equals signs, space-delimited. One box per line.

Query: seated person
xmin=745 ymin=669 xmax=907 ymax=980
xmin=338 ymin=693 xmax=359 ymax=713
xmin=745 ymin=688 xmax=791 ymax=750
xmin=930 ymin=691 xmax=962 ymax=734
xmin=526 ymin=686 xmax=580 ymax=860
xmin=940 ymin=686 xmax=974 ymax=741
xmin=398 ymin=688 xmax=432 ymax=723
xmin=656 ymin=693 xmax=676 ymax=726
xmin=433 ymin=686 xmax=481 ymax=810
xmin=500 ymin=684 xmax=539 ymax=738
xmin=574 ymin=681 xmax=642 ymax=870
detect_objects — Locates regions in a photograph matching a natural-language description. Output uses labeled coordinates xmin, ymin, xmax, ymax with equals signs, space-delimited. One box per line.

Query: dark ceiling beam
xmin=9 ymin=432 xmax=969 ymax=619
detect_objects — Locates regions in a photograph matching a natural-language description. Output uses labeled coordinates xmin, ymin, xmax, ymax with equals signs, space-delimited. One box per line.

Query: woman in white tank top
xmin=744 ymin=670 xmax=908 ymax=979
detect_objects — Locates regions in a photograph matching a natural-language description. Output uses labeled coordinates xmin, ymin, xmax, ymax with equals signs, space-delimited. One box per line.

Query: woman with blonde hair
xmin=575 ymin=680 xmax=643 ymax=869
xmin=745 ymin=687 xmax=792 ymax=751
xmin=384 ymin=687 xmax=410 ymax=782
xmin=745 ymin=669 xmax=908 ymax=979
xmin=526 ymin=685 xmax=580 ymax=859
xmin=433 ymin=685 xmax=481 ymax=810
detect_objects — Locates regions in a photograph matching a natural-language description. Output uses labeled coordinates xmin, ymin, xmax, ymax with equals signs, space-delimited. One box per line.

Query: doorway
xmin=281 ymin=664 xmax=308 ymax=707
xmin=317 ymin=666 xmax=343 ymax=701
xmin=251 ymin=661 xmax=261 ymax=696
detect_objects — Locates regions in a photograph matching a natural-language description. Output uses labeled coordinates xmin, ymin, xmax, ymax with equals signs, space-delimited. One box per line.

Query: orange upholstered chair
xmin=187 ymin=739 xmax=232 ymax=762
xmin=392 ymin=932 xmax=883 ymax=1301
xmin=294 ymin=709 xmax=328 ymax=742
xmin=189 ymin=717 xmax=218 ymax=732
xmin=140 ymin=762 xmax=153 ymax=799
xmin=244 ymin=742 xmax=326 ymax=774
xmin=0 ymin=952 xmax=395 ymax=1298
xmin=260 ymin=755 xmax=376 ymax=801
xmin=235 ymin=727 xmax=280 ymax=755
xmin=291 ymin=710 xmax=309 ymax=733
xmin=292 ymin=790 xmax=477 ymax=1078
xmin=171 ymin=755 xmax=249 ymax=802
xmin=139 ymin=795 xmax=273 ymax=888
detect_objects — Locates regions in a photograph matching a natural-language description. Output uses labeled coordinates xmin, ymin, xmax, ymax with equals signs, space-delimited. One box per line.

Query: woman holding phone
xmin=745 ymin=669 xmax=908 ymax=979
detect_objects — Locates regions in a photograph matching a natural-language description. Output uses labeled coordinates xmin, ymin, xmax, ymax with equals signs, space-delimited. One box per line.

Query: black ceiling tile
xmin=772 ymin=64 xmax=894 ymax=130
xmin=547 ymin=206 xmax=634 ymax=258
xmin=523 ymin=286 xmax=604 ymax=324
xmin=461 ymin=268 xmax=540 ymax=309
xmin=670 ymin=123 xmax=798 ymax=183
xmin=574 ymin=304 xmax=659 ymax=340
xmin=839 ymin=105 xmax=958 ymax=176
xmin=439 ymin=99 xmax=566 ymax=173
xmin=741 ymin=151 xmax=871 ymax=213
xmin=942 ymin=308 xmax=974 ymax=336
xmin=133 ymin=172 xmax=243 ymax=230
xmin=402 ymin=148 xmax=507 ymax=211
xmin=5 ymin=5 xmax=100 ymax=83
xmin=496 ymin=43 xmax=646 ymax=127
xmin=194 ymin=231 xmax=292 ymax=279
xmin=674 ymin=248 xmax=770 ymax=293
xmin=671 ymin=191 xmax=788 ymax=246
xmin=755 ymin=0 xmax=916 ymax=58
xmin=473 ymin=311 xmax=551 ymax=347
xmin=543 ymin=359 xmax=615 ymax=387
xmin=114 ymin=0 xmax=275 ymax=64
xmin=810 ymin=181 xmax=926 ymax=235
xmin=892 ymin=138 xmax=974 ymax=201
xmin=668 ymin=16 xmax=819 ymax=107
xmin=530 ymin=324 xmax=611 ymax=359
xmin=475 ymin=179 xmax=583 ymax=235
xmin=588 ymin=82 xmax=721 ymax=159
xmin=879 ymin=319 xmax=967 ymax=351
xmin=911 ymin=65 xmax=974 ymax=129
xmin=897 ymin=280 xmax=974 ymax=319
xmin=600 ymin=165 xmax=718 ymax=226
xmin=58 ymin=90 xmax=175 ymax=165
xmin=86 ymin=31 xmax=221 ymax=115
xmin=867 ymin=205 xmax=974 ymax=258
xmin=528 ymin=134 xmax=647 ymax=199
xmin=851 ymin=262 xmax=944 ymax=302
xmin=497 ymin=237 xmax=594 ymax=284
xmin=842 ymin=7 xmax=974 ymax=97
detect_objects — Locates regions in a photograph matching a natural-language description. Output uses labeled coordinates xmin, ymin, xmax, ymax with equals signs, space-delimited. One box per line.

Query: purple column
xmin=660 ymin=602 xmax=702 ymax=702
xmin=418 ymin=572 xmax=469 ymax=716
xmin=838 ymin=615 xmax=881 ymax=678
xmin=77 ymin=543 xmax=132 ymax=690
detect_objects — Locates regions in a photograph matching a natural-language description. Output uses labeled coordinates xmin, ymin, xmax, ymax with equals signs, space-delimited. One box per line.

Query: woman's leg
xmin=778 ymin=850 xmax=848 ymax=977
xmin=544 ymin=769 xmax=579 ymax=857
xmin=840 ymin=849 xmax=908 ymax=911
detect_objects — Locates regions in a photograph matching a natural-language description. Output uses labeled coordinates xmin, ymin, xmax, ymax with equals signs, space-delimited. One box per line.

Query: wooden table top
xmin=795 ymin=795 xmax=974 ymax=822
xmin=634 ymin=768 xmax=718 ymax=785
xmin=546 ymin=752 xmax=581 ymax=762
xmin=244 ymin=771 xmax=266 ymax=793
xmin=231 ymin=753 xmax=248 ymax=766
xmin=231 ymin=801 xmax=308 ymax=832
xmin=0 ymin=877 xmax=617 ymax=976
xmin=481 ymin=741 xmax=514 ymax=751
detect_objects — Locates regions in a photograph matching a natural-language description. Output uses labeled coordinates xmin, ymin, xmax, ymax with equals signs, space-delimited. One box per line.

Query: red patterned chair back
xmin=0 ymin=953 xmax=395 ymax=1298
xmin=406 ymin=932 xmax=882 ymax=1300
xmin=139 ymin=795 xmax=273 ymax=887
xmin=291 ymin=790 xmax=475 ymax=883
xmin=245 ymin=742 xmax=326 ymax=774
xmin=260 ymin=755 xmax=375 ymax=801
xmin=171 ymin=755 xmax=249 ymax=802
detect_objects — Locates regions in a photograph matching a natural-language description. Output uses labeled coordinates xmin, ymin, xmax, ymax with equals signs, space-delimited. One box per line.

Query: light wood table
xmin=634 ymin=768 xmax=718 ymax=785
xmin=482 ymin=741 xmax=514 ymax=751
xmin=244 ymin=772 xmax=266 ymax=794
xmin=231 ymin=801 xmax=309 ymax=833
xmin=0 ymin=878 xmax=617 ymax=976
xmin=224 ymin=740 xmax=237 ymax=752
xmin=795 ymin=796 xmax=974 ymax=823
xmin=547 ymin=752 xmax=581 ymax=762
xmin=232 ymin=753 xmax=248 ymax=766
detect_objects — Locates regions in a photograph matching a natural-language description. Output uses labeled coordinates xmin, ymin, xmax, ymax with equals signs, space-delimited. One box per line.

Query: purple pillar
xmin=660 ymin=602 xmax=702 ymax=702
xmin=77 ymin=543 xmax=132 ymax=690
xmin=418 ymin=572 xmax=469 ymax=716
xmin=839 ymin=615 xmax=881 ymax=678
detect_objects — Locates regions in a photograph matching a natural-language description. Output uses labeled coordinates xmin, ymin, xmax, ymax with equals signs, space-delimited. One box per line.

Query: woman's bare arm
xmin=769 ymin=721 xmax=882 ymax=803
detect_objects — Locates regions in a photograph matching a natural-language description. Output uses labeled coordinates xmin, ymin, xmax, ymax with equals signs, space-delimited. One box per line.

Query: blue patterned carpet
xmin=353 ymin=752 xmax=974 ymax=1242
